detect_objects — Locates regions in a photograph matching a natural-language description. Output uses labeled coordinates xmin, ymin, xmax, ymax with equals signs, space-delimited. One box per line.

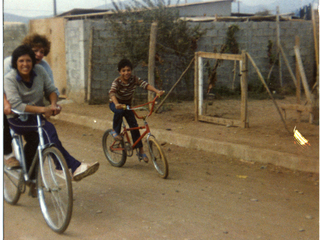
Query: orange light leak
xmin=293 ymin=126 xmax=311 ymax=147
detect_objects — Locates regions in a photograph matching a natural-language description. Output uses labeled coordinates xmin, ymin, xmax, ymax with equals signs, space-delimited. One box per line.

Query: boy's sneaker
xmin=4 ymin=156 xmax=20 ymax=168
xmin=72 ymin=162 xmax=100 ymax=182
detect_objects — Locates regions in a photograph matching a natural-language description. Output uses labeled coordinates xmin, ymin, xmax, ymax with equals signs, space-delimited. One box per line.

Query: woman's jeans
xmin=8 ymin=115 xmax=81 ymax=175
xmin=109 ymin=102 xmax=143 ymax=149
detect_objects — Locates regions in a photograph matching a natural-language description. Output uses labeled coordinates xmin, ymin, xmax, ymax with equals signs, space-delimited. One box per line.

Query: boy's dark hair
xmin=118 ymin=59 xmax=132 ymax=72
xmin=11 ymin=45 xmax=36 ymax=69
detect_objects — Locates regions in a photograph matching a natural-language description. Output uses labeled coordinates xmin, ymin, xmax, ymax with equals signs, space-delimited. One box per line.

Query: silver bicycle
xmin=3 ymin=110 xmax=73 ymax=233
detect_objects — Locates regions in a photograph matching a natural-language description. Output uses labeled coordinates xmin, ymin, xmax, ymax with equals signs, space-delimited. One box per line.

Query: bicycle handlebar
xmin=126 ymin=92 xmax=164 ymax=119
xmin=11 ymin=109 xmax=39 ymax=115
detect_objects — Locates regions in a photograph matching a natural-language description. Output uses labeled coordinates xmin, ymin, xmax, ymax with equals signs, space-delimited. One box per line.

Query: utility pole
xmin=53 ymin=0 xmax=57 ymax=16
xmin=238 ymin=0 xmax=241 ymax=13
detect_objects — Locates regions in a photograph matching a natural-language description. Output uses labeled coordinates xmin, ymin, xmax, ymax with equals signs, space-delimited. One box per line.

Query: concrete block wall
xmin=65 ymin=19 xmax=315 ymax=103
xmin=195 ymin=21 xmax=314 ymax=91
xmin=64 ymin=20 xmax=91 ymax=103
xmin=3 ymin=22 xmax=28 ymax=58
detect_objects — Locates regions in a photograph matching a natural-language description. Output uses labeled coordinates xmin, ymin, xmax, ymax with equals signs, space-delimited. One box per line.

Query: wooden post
xmin=148 ymin=22 xmax=158 ymax=106
xmin=87 ymin=27 xmax=94 ymax=102
xmin=294 ymin=46 xmax=314 ymax=105
xmin=198 ymin=56 xmax=204 ymax=116
xmin=276 ymin=6 xmax=282 ymax=87
xmin=194 ymin=53 xmax=199 ymax=122
xmin=312 ymin=8 xmax=319 ymax=68
xmin=240 ymin=50 xmax=248 ymax=128
xmin=295 ymin=36 xmax=301 ymax=104
xmin=295 ymin=36 xmax=301 ymax=121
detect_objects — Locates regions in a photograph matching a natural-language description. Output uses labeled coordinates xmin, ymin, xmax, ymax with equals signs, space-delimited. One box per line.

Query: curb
xmin=54 ymin=112 xmax=319 ymax=173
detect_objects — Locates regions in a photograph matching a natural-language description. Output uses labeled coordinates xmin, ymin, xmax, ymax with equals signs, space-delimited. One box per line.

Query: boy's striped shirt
xmin=109 ymin=75 xmax=149 ymax=105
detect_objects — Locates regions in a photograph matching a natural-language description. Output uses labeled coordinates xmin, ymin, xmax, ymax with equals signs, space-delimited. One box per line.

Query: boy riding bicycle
xmin=109 ymin=59 xmax=164 ymax=163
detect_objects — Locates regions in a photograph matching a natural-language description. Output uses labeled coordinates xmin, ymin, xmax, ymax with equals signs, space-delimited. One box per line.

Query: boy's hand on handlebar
xmin=157 ymin=90 xmax=165 ymax=97
xmin=115 ymin=103 xmax=126 ymax=110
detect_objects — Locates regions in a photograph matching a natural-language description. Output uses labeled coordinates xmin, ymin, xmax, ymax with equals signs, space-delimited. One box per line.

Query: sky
xmin=2 ymin=0 xmax=279 ymax=17
xmin=3 ymin=0 xmax=317 ymax=17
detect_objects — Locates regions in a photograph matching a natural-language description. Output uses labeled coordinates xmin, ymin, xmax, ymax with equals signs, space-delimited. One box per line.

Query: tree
xmin=108 ymin=0 xmax=206 ymax=88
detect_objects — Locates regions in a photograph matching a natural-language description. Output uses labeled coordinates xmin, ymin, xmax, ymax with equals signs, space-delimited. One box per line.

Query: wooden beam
xmin=246 ymin=52 xmax=291 ymax=134
xmin=276 ymin=6 xmax=283 ymax=87
xmin=279 ymin=44 xmax=297 ymax=87
xmin=198 ymin=115 xmax=242 ymax=127
xmin=240 ymin=50 xmax=248 ymax=128
xmin=196 ymin=51 xmax=242 ymax=61
xmin=294 ymin=46 xmax=314 ymax=105
xmin=148 ymin=22 xmax=157 ymax=105
xmin=295 ymin=36 xmax=301 ymax=105
xmin=280 ymin=104 xmax=313 ymax=112
xmin=312 ymin=9 xmax=319 ymax=68
xmin=194 ymin=52 xmax=199 ymax=122
xmin=198 ymin=56 xmax=204 ymax=116
xmin=154 ymin=57 xmax=194 ymax=113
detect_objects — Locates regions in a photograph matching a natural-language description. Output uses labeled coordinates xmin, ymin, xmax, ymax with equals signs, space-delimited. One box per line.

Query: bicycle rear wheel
xmin=37 ymin=147 xmax=73 ymax=233
xmin=3 ymin=167 xmax=23 ymax=205
xmin=102 ymin=129 xmax=127 ymax=167
xmin=148 ymin=137 xmax=169 ymax=179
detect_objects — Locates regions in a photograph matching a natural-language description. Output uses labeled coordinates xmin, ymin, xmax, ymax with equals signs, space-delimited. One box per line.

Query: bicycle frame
xmin=112 ymin=95 xmax=160 ymax=151
xmin=9 ymin=110 xmax=54 ymax=188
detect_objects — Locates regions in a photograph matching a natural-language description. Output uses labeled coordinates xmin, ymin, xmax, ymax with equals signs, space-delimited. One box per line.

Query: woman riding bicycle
xmin=4 ymin=45 xmax=99 ymax=196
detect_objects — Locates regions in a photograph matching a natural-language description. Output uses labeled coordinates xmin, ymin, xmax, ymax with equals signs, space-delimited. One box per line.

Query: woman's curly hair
xmin=22 ymin=33 xmax=51 ymax=56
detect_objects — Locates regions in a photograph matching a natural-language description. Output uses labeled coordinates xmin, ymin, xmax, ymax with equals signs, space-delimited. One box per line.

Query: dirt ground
xmin=60 ymin=95 xmax=319 ymax=160
xmin=4 ymin=115 xmax=319 ymax=239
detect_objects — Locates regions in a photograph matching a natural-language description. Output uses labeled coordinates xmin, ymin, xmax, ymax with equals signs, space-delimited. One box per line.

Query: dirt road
xmin=4 ymin=120 xmax=319 ymax=240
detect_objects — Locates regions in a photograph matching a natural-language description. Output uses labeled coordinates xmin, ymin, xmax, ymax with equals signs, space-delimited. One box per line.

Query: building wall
xmin=197 ymin=21 xmax=315 ymax=92
xmin=3 ymin=22 xmax=28 ymax=58
xmin=177 ymin=1 xmax=232 ymax=17
xmin=29 ymin=17 xmax=67 ymax=97
xmin=64 ymin=19 xmax=315 ymax=103
xmin=64 ymin=19 xmax=92 ymax=103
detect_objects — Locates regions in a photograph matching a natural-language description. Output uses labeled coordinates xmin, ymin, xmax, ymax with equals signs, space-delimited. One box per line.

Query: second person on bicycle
xmin=109 ymin=59 xmax=164 ymax=163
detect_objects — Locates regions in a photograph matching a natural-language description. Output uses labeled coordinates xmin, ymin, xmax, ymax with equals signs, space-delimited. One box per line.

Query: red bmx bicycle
xmin=102 ymin=95 xmax=169 ymax=179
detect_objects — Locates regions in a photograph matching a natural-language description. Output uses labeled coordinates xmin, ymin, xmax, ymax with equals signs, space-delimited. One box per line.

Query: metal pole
xmin=53 ymin=0 xmax=57 ymax=16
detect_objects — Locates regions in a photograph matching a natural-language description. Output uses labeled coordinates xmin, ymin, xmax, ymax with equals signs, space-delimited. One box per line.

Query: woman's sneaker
xmin=72 ymin=162 xmax=100 ymax=182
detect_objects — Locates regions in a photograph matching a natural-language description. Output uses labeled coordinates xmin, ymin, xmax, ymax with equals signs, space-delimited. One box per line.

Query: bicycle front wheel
xmin=3 ymin=167 xmax=23 ymax=205
xmin=102 ymin=129 xmax=127 ymax=167
xmin=148 ymin=137 xmax=169 ymax=179
xmin=37 ymin=147 xmax=73 ymax=233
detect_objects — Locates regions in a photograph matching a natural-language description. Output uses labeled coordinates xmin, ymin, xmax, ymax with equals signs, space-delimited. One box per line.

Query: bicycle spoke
xmin=38 ymin=147 xmax=73 ymax=233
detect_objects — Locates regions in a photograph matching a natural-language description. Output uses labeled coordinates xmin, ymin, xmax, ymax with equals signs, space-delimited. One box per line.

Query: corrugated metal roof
xmin=56 ymin=8 xmax=110 ymax=17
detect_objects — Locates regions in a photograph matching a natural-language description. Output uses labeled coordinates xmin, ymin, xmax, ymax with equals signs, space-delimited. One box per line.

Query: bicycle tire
xmin=148 ymin=137 xmax=169 ymax=179
xmin=3 ymin=167 xmax=23 ymax=205
xmin=37 ymin=146 xmax=73 ymax=233
xmin=102 ymin=129 xmax=127 ymax=167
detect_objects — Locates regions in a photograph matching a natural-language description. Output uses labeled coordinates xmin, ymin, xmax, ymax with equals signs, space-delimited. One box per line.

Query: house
xmin=171 ymin=0 xmax=234 ymax=17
